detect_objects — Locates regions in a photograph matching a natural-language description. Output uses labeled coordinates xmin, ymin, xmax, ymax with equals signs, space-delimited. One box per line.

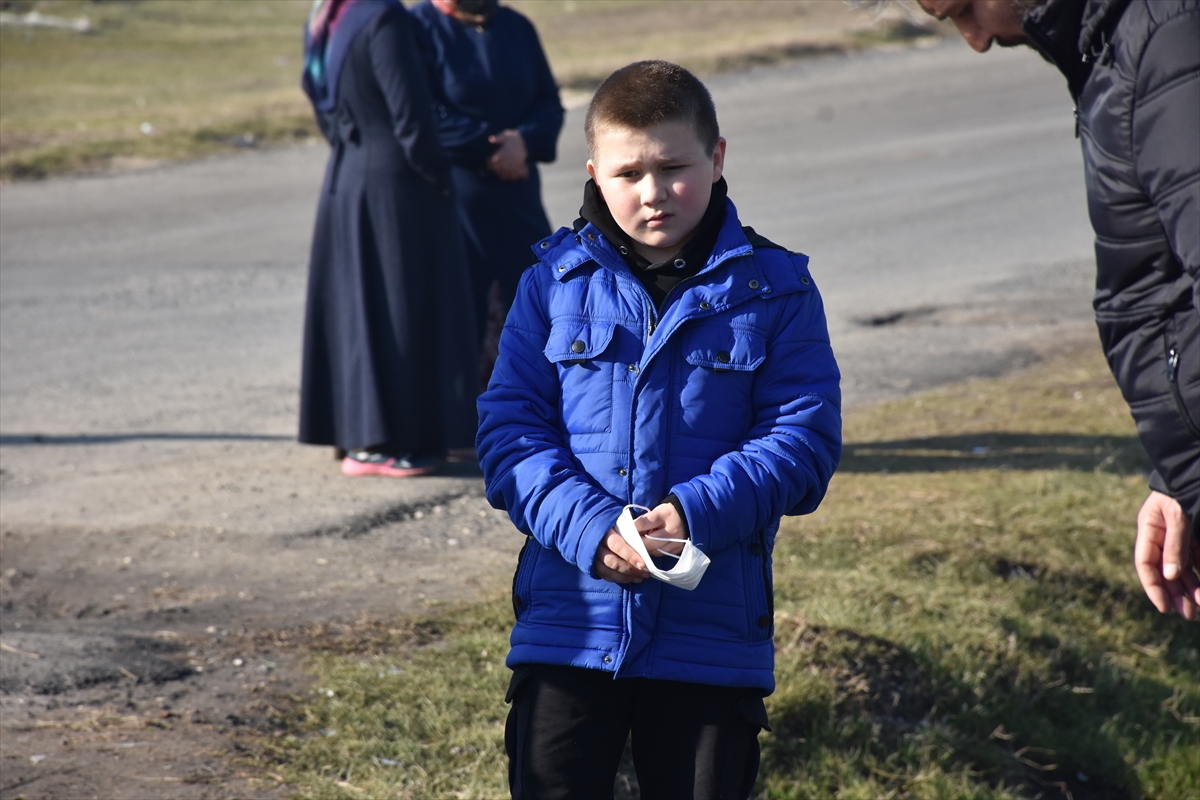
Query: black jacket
xmin=1026 ymin=0 xmax=1200 ymax=523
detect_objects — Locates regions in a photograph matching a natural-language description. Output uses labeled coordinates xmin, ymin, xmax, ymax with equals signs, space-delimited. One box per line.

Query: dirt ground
xmin=0 ymin=455 xmax=524 ymax=800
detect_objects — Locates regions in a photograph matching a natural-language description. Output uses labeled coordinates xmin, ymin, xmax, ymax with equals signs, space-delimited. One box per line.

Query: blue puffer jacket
xmin=477 ymin=199 xmax=841 ymax=692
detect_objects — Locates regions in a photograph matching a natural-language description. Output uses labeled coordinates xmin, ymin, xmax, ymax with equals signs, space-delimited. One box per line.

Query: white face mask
xmin=616 ymin=504 xmax=711 ymax=592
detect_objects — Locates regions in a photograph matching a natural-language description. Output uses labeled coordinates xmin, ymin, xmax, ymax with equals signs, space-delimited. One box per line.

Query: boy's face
xmin=587 ymin=121 xmax=726 ymax=263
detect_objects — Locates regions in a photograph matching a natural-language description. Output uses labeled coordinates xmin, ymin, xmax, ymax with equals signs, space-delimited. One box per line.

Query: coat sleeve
xmin=477 ymin=269 xmax=627 ymax=575
xmin=369 ymin=7 xmax=452 ymax=189
xmin=1132 ymin=6 xmax=1200 ymax=290
xmin=512 ymin=15 xmax=564 ymax=165
xmin=669 ymin=281 xmax=842 ymax=555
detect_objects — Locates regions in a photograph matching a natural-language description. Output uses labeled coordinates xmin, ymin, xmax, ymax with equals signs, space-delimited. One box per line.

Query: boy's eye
xmin=617 ymin=171 xmax=639 ymax=179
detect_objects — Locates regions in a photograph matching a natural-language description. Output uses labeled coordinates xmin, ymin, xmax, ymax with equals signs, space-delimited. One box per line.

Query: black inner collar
xmin=577 ymin=177 xmax=728 ymax=311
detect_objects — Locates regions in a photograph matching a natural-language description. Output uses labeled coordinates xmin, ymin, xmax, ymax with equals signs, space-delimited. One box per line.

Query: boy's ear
xmin=711 ymin=137 xmax=727 ymax=183
xmin=586 ymin=160 xmax=597 ymax=181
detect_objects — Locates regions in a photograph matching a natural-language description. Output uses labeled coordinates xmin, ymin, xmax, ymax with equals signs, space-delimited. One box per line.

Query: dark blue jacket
xmin=409 ymin=1 xmax=564 ymax=344
xmin=477 ymin=200 xmax=842 ymax=691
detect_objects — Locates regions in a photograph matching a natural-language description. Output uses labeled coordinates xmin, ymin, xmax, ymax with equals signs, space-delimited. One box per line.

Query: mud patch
xmin=1 ymin=632 xmax=192 ymax=695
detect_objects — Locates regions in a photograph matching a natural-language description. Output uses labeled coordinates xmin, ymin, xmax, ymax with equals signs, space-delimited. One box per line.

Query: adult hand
xmin=632 ymin=502 xmax=687 ymax=556
xmin=595 ymin=528 xmax=648 ymax=584
xmin=1134 ymin=490 xmax=1200 ymax=620
xmin=487 ymin=129 xmax=529 ymax=182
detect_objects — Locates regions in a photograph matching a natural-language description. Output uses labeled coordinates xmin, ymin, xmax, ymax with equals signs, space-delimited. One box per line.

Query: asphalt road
xmin=0 ymin=38 xmax=1097 ymax=558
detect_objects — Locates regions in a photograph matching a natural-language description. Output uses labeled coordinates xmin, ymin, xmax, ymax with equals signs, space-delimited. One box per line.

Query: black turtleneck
xmin=576 ymin=177 xmax=729 ymax=312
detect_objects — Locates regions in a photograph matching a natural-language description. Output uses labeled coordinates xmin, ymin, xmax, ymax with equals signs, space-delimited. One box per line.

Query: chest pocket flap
xmin=684 ymin=327 xmax=766 ymax=372
xmin=544 ymin=320 xmax=616 ymax=364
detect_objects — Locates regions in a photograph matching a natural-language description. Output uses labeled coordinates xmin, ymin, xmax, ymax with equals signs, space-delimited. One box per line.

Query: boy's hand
xmin=595 ymin=529 xmax=649 ymax=584
xmin=635 ymin=503 xmax=687 ymax=556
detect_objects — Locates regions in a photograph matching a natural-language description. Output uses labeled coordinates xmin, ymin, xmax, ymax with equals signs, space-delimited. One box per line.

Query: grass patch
xmin=250 ymin=345 xmax=1199 ymax=799
xmin=0 ymin=0 xmax=941 ymax=181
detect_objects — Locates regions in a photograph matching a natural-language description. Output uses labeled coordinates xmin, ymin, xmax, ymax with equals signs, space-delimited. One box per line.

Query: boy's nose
xmin=640 ymin=175 xmax=668 ymax=205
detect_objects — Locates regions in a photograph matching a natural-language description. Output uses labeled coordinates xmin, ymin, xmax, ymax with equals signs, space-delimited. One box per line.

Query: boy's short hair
xmin=585 ymin=60 xmax=720 ymax=159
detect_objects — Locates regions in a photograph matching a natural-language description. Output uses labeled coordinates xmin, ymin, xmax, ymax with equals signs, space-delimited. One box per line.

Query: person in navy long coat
xmin=409 ymin=0 xmax=564 ymax=385
xmin=298 ymin=0 xmax=478 ymax=477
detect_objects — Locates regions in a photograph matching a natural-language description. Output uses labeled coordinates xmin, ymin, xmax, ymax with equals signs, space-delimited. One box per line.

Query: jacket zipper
xmin=1167 ymin=347 xmax=1200 ymax=440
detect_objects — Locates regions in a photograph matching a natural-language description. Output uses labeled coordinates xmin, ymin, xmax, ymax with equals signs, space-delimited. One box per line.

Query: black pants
xmin=505 ymin=664 xmax=769 ymax=800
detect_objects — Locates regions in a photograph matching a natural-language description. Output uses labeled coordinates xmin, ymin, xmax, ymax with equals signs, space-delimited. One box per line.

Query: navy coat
xmin=299 ymin=4 xmax=478 ymax=454
xmin=409 ymin=1 xmax=565 ymax=344
xmin=477 ymin=202 xmax=842 ymax=691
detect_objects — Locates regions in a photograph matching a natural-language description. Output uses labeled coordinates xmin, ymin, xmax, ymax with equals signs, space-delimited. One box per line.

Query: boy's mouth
xmin=646 ymin=212 xmax=672 ymax=228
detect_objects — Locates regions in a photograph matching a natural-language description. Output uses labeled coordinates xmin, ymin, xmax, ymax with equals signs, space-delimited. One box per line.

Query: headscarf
xmin=302 ymin=0 xmax=398 ymax=113
xmin=431 ymin=0 xmax=499 ymax=26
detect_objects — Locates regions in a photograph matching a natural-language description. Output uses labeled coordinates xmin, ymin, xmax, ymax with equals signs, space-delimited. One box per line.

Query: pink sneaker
xmin=341 ymin=451 xmax=441 ymax=477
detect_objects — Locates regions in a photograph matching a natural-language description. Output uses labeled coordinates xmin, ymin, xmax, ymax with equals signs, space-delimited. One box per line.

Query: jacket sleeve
xmin=369 ymin=7 xmax=452 ymax=189
xmin=669 ymin=283 xmax=842 ymax=555
xmin=1132 ymin=6 xmax=1200 ymax=290
xmin=512 ymin=15 xmax=564 ymax=165
xmin=477 ymin=269 xmax=627 ymax=574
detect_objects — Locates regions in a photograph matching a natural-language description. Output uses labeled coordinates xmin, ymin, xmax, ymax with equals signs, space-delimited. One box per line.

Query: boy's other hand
xmin=487 ymin=129 xmax=529 ymax=182
xmin=595 ymin=529 xmax=649 ymax=584
xmin=635 ymin=503 xmax=687 ymax=556
xmin=1135 ymin=490 xmax=1200 ymax=620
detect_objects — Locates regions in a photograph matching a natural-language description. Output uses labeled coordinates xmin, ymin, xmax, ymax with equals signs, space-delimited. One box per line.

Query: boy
xmin=477 ymin=60 xmax=841 ymax=799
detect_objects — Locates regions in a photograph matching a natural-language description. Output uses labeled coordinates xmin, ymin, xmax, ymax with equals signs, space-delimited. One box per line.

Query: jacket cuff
xmin=663 ymin=493 xmax=691 ymax=540
xmin=578 ymin=502 xmax=624 ymax=578
xmin=669 ymin=482 xmax=712 ymax=551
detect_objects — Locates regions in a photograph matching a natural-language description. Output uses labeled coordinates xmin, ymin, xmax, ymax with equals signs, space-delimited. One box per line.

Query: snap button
xmin=717 ymin=350 xmax=731 ymax=364
xmin=571 ymin=340 xmax=585 ymax=354
xmin=699 ymin=301 xmax=712 ymax=311
xmin=748 ymin=279 xmax=760 ymax=289
xmin=673 ymin=258 xmax=686 ymax=269
xmin=757 ymin=614 xmax=771 ymax=628
xmin=558 ymin=265 xmax=567 ymax=272
xmin=603 ymin=655 xmax=613 ymax=664
xmin=627 ymin=364 xmax=637 ymax=372
xmin=588 ymin=233 xmax=596 ymax=240
xmin=749 ymin=543 xmax=762 ymax=556
xmin=619 ymin=245 xmax=629 ymax=255
xmin=540 ymin=241 xmax=549 ymax=249
xmin=800 ymin=276 xmax=811 ymax=286
xmin=575 ymin=235 xmax=582 ymax=244
xmin=617 ymin=467 xmax=627 ymax=477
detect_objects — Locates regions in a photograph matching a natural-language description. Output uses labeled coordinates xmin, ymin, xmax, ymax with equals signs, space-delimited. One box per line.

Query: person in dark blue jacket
xmin=409 ymin=0 xmax=564 ymax=387
xmin=477 ymin=61 xmax=842 ymax=799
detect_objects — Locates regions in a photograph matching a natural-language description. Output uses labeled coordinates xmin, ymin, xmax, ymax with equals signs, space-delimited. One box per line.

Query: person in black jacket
xmin=298 ymin=0 xmax=478 ymax=477
xmin=897 ymin=0 xmax=1200 ymax=619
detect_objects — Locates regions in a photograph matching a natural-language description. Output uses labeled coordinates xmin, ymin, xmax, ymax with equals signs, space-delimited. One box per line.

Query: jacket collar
xmin=1023 ymin=0 xmax=1129 ymax=98
xmin=546 ymin=197 xmax=755 ymax=285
